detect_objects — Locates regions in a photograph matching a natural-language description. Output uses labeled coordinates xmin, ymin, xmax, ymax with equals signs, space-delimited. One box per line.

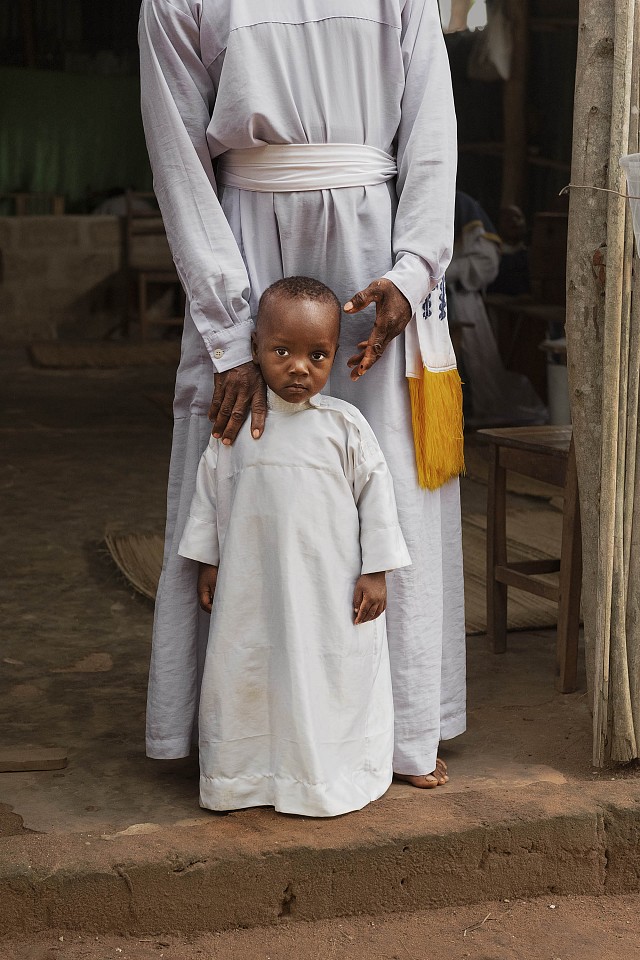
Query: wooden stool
xmin=478 ymin=426 xmax=582 ymax=693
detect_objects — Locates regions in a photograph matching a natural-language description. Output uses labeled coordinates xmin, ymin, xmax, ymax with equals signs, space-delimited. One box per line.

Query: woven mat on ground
xmin=105 ymin=530 xmax=165 ymax=601
xmin=29 ymin=341 xmax=180 ymax=369
xmin=106 ymin=503 xmax=563 ymax=635
xmin=464 ymin=442 xmax=559 ymax=500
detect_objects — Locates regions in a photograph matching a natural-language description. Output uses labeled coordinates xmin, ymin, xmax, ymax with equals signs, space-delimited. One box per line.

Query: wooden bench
xmin=478 ymin=425 xmax=582 ymax=693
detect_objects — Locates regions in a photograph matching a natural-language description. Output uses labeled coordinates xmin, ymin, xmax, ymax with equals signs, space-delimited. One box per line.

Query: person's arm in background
xmin=447 ymin=225 xmax=501 ymax=291
xmin=139 ymin=0 xmax=266 ymax=441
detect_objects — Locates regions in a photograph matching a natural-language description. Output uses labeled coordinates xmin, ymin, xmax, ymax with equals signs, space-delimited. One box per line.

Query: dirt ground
xmin=4 ymin=346 xmax=640 ymax=945
xmin=3 ymin=894 xmax=640 ymax=960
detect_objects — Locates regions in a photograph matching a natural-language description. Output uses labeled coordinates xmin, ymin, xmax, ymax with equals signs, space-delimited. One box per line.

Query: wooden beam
xmin=501 ymin=0 xmax=529 ymax=207
xmin=530 ymin=18 xmax=579 ymax=32
xmin=19 ymin=0 xmax=36 ymax=68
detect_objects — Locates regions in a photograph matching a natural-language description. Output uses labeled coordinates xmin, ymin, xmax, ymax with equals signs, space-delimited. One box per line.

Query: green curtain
xmin=0 ymin=67 xmax=152 ymax=208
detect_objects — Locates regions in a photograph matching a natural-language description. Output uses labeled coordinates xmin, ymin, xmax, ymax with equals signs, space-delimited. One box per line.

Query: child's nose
xmin=290 ymin=356 xmax=309 ymax=375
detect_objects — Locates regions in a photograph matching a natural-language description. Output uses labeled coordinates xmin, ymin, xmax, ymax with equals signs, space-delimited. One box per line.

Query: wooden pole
xmin=565 ymin=1 xmax=615 ymax=730
xmin=501 ymin=0 xmax=529 ymax=207
xmin=592 ymin=0 xmax=635 ymax=767
xmin=624 ymin=4 xmax=640 ymax=587
xmin=605 ymin=0 xmax=640 ymax=764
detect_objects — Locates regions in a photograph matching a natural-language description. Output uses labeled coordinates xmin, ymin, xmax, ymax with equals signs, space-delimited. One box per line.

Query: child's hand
xmin=353 ymin=572 xmax=387 ymax=625
xmin=197 ymin=563 xmax=218 ymax=614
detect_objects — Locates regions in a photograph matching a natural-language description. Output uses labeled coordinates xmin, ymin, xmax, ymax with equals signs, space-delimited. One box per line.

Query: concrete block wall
xmin=0 ymin=216 xmax=124 ymax=341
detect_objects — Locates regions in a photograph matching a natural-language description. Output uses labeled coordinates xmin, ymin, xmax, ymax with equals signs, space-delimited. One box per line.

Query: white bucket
xmin=620 ymin=153 xmax=640 ymax=249
xmin=547 ymin=363 xmax=571 ymax=425
xmin=540 ymin=338 xmax=571 ymax=425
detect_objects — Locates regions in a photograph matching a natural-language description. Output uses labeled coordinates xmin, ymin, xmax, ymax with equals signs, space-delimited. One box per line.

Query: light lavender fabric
xmin=140 ymin=0 xmax=466 ymax=776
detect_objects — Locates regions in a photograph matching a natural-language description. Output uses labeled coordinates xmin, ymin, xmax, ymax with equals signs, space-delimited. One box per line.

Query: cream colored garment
xmin=178 ymin=390 xmax=411 ymax=817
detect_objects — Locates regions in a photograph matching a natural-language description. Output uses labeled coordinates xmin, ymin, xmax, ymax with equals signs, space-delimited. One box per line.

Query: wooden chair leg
xmin=487 ymin=443 xmax=508 ymax=653
xmin=557 ymin=437 xmax=582 ymax=693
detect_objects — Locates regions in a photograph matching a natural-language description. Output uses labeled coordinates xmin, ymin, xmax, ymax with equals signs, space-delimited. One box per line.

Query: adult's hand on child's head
xmin=353 ymin=572 xmax=387 ymax=625
xmin=209 ymin=361 xmax=267 ymax=444
xmin=344 ymin=279 xmax=412 ymax=381
xmin=197 ymin=564 xmax=218 ymax=614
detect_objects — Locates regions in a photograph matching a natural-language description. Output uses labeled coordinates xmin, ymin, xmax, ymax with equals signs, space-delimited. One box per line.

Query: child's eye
xmin=311 ymin=352 xmax=327 ymax=361
xmin=275 ymin=348 xmax=289 ymax=357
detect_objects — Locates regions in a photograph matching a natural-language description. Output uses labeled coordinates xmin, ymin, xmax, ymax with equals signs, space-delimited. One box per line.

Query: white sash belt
xmin=217 ymin=143 xmax=397 ymax=193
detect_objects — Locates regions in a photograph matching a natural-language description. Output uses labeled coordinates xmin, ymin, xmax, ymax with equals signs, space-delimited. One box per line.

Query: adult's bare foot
xmin=394 ymin=757 xmax=449 ymax=789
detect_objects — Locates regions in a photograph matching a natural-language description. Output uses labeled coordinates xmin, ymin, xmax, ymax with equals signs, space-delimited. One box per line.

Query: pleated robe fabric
xmin=178 ymin=390 xmax=412 ymax=816
xmin=140 ymin=0 xmax=466 ymax=776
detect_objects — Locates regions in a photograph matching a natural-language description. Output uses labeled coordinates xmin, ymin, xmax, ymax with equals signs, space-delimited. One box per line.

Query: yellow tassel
xmin=408 ymin=368 xmax=465 ymax=490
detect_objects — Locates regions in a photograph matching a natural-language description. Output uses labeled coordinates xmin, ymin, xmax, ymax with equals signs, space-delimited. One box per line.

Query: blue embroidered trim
xmin=438 ymin=281 xmax=447 ymax=322
xmin=423 ymin=293 xmax=432 ymax=320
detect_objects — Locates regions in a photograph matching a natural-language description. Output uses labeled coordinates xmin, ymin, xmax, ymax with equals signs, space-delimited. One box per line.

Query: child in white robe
xmin=178 ymin=277 xmax=411 ymax=817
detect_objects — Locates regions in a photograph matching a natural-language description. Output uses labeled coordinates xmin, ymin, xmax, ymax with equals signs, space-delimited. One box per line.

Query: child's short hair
xmin=257 ymin=276 xmax=341 ymax=335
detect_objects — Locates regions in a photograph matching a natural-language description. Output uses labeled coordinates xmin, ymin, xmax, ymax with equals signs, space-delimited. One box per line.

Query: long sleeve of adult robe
xmin=383 ymin=0 xmax=458 ymax=312
xmin=139 ymin=0 xmax=254 ymax=372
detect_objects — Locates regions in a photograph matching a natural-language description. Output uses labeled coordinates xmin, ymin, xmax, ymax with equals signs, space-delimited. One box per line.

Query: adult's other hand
xmin=208 ymin=361 xmax=267 ymax=444
xmin=344 ymin=279 xmax=412 ymax=381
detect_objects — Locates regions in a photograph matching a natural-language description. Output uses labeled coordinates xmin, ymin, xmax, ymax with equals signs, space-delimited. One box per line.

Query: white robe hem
xmin=199 ymin=768 xmax=393 ymax=818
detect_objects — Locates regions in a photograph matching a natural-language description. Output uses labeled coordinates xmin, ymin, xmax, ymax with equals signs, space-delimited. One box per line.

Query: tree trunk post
xmin=565 ymin=1 xmax=615 ymax=731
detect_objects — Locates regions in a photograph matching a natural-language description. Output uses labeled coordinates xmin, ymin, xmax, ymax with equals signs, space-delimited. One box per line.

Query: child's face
xmin=252 ymin=296 xmax=339 ymax=403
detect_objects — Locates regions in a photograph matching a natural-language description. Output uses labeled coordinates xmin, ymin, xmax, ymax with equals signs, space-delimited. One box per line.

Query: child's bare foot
xmin=394 ymin=758 xmax=449 ymax=789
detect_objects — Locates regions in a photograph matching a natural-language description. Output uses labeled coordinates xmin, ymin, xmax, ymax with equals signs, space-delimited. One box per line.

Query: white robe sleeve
xmin=447 ymin=226 xmax=501 ymax=292
xmin=351 ymin=427 xmax=413 ymax=576
xmin=383 ymin=0 xmax=457 ymax=313
xmin=177 ymin=441 xmax=220 ymax=565
xmin=139 ymin=0 xmax=254 ymax=372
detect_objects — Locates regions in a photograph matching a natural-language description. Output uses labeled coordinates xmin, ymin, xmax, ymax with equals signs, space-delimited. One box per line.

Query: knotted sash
xmin=218 ymin=143 xmax=464 ymax=490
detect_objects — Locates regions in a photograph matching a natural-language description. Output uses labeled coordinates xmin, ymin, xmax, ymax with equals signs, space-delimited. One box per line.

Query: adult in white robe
xmin=140 ymin=0 xmax=466 ymax=779
xmin=178 ymin=389 xmax=412 ymax=816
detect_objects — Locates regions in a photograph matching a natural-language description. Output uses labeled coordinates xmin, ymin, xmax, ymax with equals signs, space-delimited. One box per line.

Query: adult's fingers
xmin=346 ymin=340 xmax=368 ymax=369
xmin=210 ymin=380 xmax=233 ymax=438
xmin=349 ymin=329 xmax=387 ymax=381
xmin=211 ymin=380 xmax=245 ymax=439
xmin=220 ymin=392 xmax=250 ymax=445
xmin=250 ymin=383 xmax=268 ymax=439
xmin=344 ymin=282 xmax=384 ymax=315
xmin=208 ymin=374 xmax=226 ymax=430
